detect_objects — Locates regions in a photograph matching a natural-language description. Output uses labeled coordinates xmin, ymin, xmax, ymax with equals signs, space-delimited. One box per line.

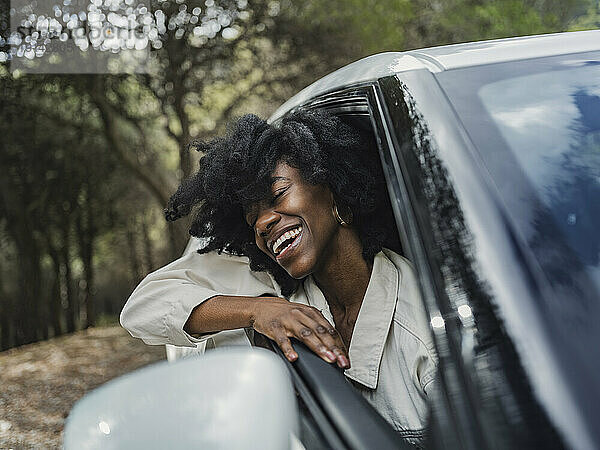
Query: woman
xmin=121 ymin=110 xmax=437 ymax=438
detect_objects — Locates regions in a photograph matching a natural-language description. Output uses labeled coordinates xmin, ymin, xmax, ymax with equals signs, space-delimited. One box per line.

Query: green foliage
xmin=569 ymin=0 xmax=600 ymax=30
xmin=437 ymin=1 xmax=552 ymax=42
xmin=297 ymin=0 xmax=413 ymax=55
xmin=301 ymin=0 xmax=592 ymax=58
xmin=1 ymin=0 xmax=596 ymax=350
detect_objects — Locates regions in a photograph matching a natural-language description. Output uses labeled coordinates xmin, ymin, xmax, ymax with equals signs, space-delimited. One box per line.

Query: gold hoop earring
xmin=333 ymin=203 xmax=352 ymax=226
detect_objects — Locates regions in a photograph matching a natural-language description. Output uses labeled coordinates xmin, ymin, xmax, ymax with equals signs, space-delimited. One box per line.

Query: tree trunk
xmin=0 ymin=303 xmax=11 ymax=351
xmin=18 ymin=252 xmax=39 ymax=344
xmin=127 ymin=227 xmax=142 ymax=285
xmin=0 ymin=263 xmax=12 ymax=350
xmin=82 ymin=244 xmax=95 ymax=329
xmin=48 ymin=245 xmax=64 ymax=337
xmin=174 ymin=85 xmax=192 ymax=181
xmin=62 ymin=226 xmax=76 ymax=334
xmin=88 ymin=76 xmax=189 ymax=259
xmin=3 ymin=180 xmax=43 ymax=345
xmin=141 ymin=216 xmax=154 ymax=272
xmin=76 ymin=186 xmax=96 ymax=329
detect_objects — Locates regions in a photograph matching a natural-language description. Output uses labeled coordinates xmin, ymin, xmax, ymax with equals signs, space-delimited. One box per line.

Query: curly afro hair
xmin=164 ymin=109 xmax=400 ymax=297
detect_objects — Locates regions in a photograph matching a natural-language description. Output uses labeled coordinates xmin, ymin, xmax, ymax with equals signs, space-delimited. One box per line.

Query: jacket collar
xmin=304 ymin=251 xmax=399 ymax=389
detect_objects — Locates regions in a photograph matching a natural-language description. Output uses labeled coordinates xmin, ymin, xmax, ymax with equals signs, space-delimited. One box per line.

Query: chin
xmin=281 ymin=256 xmax=314 ymax=280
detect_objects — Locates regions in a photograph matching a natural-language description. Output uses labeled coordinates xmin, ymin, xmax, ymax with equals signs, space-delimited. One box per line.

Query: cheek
xmin=292 ymin=187 xmax=333 ymax=222
xmin=284 ymin=194 xmax=305 ymax=212
xmin=307 ymin=194 xmax=336 ymax=231
xmin=312 ymin=186 xmax=334 ymax=214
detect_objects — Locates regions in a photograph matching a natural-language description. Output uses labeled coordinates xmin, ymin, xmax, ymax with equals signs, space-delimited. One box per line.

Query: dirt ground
xmin=0 ymin=326 xmax=165 ymax=449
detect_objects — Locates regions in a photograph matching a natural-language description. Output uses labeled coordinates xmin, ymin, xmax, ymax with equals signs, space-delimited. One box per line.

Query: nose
xmin=255 ymin=208 xmax=280 ymax=237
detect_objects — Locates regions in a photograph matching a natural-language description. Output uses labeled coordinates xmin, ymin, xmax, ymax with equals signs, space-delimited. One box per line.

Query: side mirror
xmin=64 ymin=348 xmax=298 ymax=449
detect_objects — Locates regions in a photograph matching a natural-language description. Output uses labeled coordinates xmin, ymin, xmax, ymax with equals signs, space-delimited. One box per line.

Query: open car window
xmin=267 ymin=88 xmax=438 ymax=449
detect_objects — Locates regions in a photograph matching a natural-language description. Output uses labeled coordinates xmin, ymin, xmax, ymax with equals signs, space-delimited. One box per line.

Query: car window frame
xmin=276 ymin=80 xmax=484 ymax=449
xmin=255 ymin=333 xmax=405 ymax=450
xmin=368 ymin=77 xmax=484 ymax=449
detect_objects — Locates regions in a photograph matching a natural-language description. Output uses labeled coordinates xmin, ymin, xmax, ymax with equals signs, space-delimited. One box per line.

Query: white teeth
xmin=272 ymin=227 xmax=301 ymax=254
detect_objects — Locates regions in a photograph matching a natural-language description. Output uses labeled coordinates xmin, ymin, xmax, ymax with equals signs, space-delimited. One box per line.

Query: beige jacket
xmin=120 ymin=246 xmax=438 ymax=437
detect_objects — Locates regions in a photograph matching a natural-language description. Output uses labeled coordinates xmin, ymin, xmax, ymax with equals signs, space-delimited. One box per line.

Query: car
xmin=65 ymin=30 xmax=600 ymax=449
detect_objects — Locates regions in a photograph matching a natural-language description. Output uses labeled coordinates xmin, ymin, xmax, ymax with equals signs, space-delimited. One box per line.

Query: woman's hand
xmin=251 ymin=297 xmax=350 ymax=369
xmin=183 ymin=294 xmax=349 ymax=368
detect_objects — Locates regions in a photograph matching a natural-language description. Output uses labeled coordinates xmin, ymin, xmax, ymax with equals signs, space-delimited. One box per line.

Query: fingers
xmin=302 ymin=307 xmax=349 ymax=366
xmin=290 ymin=308 xmax=350 ymax=369
xmin=255 ymin=302 xmax=350 ymax=368
xmin=269 ymin=320 xmax=298 ymax=362
xmin=294 ymin=323 xmax=336 ymax=364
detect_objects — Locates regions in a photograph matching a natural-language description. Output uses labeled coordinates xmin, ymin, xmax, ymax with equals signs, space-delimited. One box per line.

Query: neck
xmin=313 ymin=227 xmax=372 ymax=316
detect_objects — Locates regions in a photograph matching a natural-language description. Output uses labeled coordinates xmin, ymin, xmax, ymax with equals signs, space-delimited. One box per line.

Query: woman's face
xmin=245 ymin=161 xmax=339 ymax=279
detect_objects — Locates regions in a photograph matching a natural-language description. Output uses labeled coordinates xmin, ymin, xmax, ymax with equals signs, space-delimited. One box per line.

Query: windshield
xmin=437 ymin=52 xmax=600 ymax=375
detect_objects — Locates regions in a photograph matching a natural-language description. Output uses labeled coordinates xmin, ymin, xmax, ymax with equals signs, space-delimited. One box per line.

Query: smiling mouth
xmin=272 ymin=226 xmax=302 ymax=258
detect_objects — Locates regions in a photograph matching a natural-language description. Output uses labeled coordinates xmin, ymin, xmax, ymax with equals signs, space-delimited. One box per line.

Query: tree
xmin=569 ymin=0 xmax=600 ymax=30
xmin=0 ymin=0 xmax=596 ymax=350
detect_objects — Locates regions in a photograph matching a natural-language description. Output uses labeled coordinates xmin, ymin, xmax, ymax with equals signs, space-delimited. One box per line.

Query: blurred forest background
xmin=0 ymin=0 xmax=599 ymax=351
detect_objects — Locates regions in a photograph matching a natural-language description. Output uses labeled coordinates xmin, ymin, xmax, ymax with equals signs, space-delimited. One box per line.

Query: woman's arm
xmin=120 ymin=250 xmax=349 ymax=367
xmin=185 ymin=295 xmax=350 ymax=368
xmin=120 ymin=250 xmax=277 ymax=347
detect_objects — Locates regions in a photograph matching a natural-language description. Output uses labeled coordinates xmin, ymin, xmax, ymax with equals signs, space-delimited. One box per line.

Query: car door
xmin=273 ymin=70 xmax=581 ymax=449
xmin=373 ymin=70 xmax=571 ymax=449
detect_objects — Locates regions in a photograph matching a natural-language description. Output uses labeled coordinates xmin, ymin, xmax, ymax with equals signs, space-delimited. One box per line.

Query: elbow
xmin=120 ymin=288 xmax=143 ymax=336
xmin=119 ymin=306 xmax=130 ymax=331
xmin=119 ymin=274 xmax=153 ymax=335
xmin=119 ymin=302 xmax=135 ymax=335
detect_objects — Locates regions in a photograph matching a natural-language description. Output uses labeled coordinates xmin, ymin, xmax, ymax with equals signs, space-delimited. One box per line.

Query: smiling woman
xmin=247 ymin=162 xmax=340 ymax=278
xmin=164 ymin=110 xmax=400 ymax=351
xmin=122 ymin=109 xmax=437 ymax=441
xmin=166 ymin=111 xmax=395 ymax=297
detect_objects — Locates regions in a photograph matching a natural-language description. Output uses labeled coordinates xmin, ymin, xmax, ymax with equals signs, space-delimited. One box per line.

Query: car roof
xmin=270 ymin=30 xmax=600 ymax=122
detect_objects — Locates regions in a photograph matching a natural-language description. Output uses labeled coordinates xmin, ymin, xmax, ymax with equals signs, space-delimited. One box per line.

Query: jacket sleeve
xmin=120 ymin=249 xmax=279 ymax=347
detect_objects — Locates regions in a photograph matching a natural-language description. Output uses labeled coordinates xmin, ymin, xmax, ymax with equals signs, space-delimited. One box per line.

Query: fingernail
xmin=339 ymin=356 xmax=350 ymax=368
xmin=325 ymin=351 xmax=336 ymax=362
xmin=288 ymin=352 xmax=298 ymax=361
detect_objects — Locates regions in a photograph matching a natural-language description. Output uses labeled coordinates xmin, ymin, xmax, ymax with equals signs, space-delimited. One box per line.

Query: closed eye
xmin=271 ymin=186 xmax=289 ymax=204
